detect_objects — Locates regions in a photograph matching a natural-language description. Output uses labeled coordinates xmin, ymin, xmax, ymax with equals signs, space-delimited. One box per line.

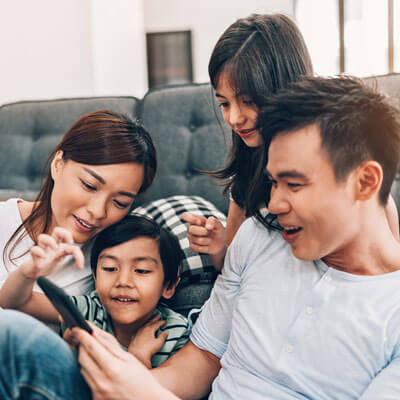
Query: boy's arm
xmin=0 ymin=267 xmax=59 ymax=322
xmin=152 ymin=341 xmax=220 ymax=400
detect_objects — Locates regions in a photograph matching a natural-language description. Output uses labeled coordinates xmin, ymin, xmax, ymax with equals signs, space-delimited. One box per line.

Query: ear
xmin=50 ymin=150 xmax=65 ymax=180
xmin=161 ymin=276 xmax=180 ymax=300
xmin=355 ymin=161 xmax=383 ymax=201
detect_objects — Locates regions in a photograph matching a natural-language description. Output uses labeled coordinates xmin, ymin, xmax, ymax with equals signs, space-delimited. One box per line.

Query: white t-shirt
xmin=0 ymin=198 xmax=94 ymax=295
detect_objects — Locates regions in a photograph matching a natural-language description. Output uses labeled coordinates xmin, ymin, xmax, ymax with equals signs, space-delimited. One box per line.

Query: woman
xmin=0 ymin=109 xmax=157 ymax=295
xmin=182 ymin=13 xmax=399 ymax=270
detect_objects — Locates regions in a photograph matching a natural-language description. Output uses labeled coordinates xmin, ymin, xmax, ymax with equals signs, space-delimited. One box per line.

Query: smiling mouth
xmin=237 ymin=129 xmax=256 ymax=138
xmin=284 ymin=226 xmax=303 ymax=235
xmin=112 ymin=297 xmax=138 ymax=303
xmin=74 ymin=216 xmax=98 ymax=230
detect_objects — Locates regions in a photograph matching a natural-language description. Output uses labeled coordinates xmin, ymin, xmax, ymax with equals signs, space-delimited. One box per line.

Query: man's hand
xmin=66 ymin=324 xmax=178 ymax=400
xmin=128 ymin=313 xmax=168 ymax=368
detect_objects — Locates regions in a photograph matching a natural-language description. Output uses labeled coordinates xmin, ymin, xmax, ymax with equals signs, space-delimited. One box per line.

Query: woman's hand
xmin=66 ymin=324 xmax=178 ymax=400
xmin=20 ymin=227 xmax=84 ymax=280
xmin=128 ymin=313 xmax=168 ymax=368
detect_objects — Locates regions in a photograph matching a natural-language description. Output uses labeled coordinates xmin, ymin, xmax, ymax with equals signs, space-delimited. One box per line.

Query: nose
xmin=87 ymin=195 xmax=108 ymax=220
xmin=227 ymin=103 xmax=245 ymax=128
xmin=116 ymin=268 xmax=134 ymax=288
xmin=268 ymin=186 xmax=291 ymax=216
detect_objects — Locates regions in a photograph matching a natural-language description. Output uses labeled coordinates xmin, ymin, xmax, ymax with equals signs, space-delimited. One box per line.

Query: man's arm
xmin=359 ymin=355 xmax=400 ymax=399
xmin=152 ymin=341 xmax=221 ymax=400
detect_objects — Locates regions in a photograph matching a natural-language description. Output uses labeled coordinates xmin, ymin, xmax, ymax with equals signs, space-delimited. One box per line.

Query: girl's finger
xmin=181 ymin=212 xmax=206 ymax=226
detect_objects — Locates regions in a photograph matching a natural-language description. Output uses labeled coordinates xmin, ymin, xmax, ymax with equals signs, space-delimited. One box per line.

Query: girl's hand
xmin=20 ymin=227 xmax=84 ymax=280
xmin=181 ymin=212 xmax=226 ymax=257
xmin=128 ymin=314 xmax=168 ymax=368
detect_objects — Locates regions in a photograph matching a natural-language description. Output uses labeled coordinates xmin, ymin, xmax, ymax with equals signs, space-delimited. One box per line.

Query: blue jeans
xmin=0 ymin=310 xmax=92 ymax=400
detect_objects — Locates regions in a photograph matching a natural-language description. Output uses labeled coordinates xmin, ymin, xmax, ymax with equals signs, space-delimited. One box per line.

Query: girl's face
xmin=215 ymin=70 xmax=263 ymax=148
xmin=50 ymin=152 xmax=144 ymax=243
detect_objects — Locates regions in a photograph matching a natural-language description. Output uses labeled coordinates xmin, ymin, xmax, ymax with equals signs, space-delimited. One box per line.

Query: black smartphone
xmin=37 ymin=277 xmax=93 ymax=334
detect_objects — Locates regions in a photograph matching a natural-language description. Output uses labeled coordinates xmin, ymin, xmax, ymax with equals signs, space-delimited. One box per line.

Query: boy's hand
xmin=20 ymin=227 xmax=84 ymax=280
xmin=127 ymin=313 xmax=168 ymax=368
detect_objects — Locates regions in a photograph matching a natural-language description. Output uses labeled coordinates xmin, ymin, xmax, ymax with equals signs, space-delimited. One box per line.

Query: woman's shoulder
xmin=0 ymin=198 xmax=24 ymax=233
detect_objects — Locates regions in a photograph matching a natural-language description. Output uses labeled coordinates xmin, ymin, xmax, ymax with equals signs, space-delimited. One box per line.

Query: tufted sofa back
xmin=0 ymin=83 xmax=231 ymax=214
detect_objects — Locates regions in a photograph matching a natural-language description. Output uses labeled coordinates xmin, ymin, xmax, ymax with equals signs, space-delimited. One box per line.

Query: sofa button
xmin=189 ymin=124 xmax=196 ymax=132
xmin=185 ymin=170 xmax=193 ymax=178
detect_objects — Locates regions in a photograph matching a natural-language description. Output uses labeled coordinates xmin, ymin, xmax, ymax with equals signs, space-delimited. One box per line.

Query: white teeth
xmin=285 ymin=226 xmax=299 ymax=230
xmin=116 ymin=298 xmax=136 ymax=302
xmin=78 ymin=218 xmax=94 ymax=229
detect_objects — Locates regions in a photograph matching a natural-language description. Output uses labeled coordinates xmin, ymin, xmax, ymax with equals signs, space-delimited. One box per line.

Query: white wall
xmin=89 ymin=0 xmax=147 ymax=98
xmin=0 ymin=0 xmax=294 ymax=105
xmin=144 ymin=0 xmax=295 ymax=83
xmin=0 ymin=0 xmax=94 ymax=105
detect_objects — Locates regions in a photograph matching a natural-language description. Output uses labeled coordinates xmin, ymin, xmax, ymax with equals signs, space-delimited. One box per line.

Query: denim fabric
xmin=0 ymin=310 xmax=92 ymax=400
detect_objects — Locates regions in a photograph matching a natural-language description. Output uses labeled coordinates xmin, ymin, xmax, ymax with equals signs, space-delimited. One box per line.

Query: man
xmin=2 ymin=76 xmax=400 ymax=400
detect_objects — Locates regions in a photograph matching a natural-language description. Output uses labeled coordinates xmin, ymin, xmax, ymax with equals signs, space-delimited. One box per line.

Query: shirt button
xmin=285 ymin=345 xmax=294 ymax=353
xmin=325 ymin=275 xmax=332 ymax=282
xmin=306 ymin=306 xmax=313 ymax=314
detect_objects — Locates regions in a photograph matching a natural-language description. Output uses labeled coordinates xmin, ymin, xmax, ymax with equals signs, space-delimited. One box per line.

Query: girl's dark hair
xmin=90 ymin=214 xmax=184 ymax=290
xmin=5 ymin=110 xmax=157 ymax=265
xmin=208 ymin=13 xmax=313 ymax=216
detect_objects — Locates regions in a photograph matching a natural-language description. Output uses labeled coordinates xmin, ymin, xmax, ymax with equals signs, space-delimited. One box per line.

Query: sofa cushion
xmin=138 ymin=84 xmax=231 ymax=215
xmin=132 ymin=195 xmax=226 ymax=316
xmin=132 ymin=195 xmax=226 ymax=283
xmin=0 ymin=96 xmax=141 ymax=198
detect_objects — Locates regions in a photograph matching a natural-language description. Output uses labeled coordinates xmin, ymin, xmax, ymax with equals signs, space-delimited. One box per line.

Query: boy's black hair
xmin=90 ymin=214 xmax=184 ymax=290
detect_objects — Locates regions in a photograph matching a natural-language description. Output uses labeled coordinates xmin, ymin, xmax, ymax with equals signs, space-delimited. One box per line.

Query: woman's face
xmin=50 ymin=152 xmax=144 ymax=243
xmin=215 ymin=70 xmax=263 ymax=147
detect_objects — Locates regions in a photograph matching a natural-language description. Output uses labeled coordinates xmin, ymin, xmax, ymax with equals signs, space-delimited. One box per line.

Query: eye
xmin=287 ymin=182 xmax=303 ymax=189
xmin=80 ymin=179 xmax=96 ymax=191
xmin=102 ymin=266 xmax=117 ymax=272
xmin=217 ymin=101 xmax=229 ymax=109
xmin=267 ymin=178 xmax=277 ymax=188
xmin=113 ymin=199 xmax=130 ymax=209
xmin=135 ymin=268 xmax=150 ymax=275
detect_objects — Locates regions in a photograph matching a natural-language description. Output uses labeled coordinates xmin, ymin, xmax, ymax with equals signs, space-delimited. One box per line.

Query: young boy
xmin=0 ymin=215 xmax=190 ymax=368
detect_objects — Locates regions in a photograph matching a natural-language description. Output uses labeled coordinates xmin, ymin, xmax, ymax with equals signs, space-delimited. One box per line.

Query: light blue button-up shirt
xmin=191 ymin=218 xmax=400 ymax=399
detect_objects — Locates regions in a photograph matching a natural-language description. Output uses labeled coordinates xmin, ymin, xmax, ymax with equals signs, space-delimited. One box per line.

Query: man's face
xmin=266 ymin=124 xmax=358 ymax=262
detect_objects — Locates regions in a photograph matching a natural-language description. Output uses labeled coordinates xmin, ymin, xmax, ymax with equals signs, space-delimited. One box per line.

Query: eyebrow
xmin=266 ymin=169 xmax=309 ymax=180
xmin=82 ymin=167 xmax=136 ymax=199
xmin=98 ymin=254 xmax=159 ymax=265
xmin=215 ymin=92 xmax=226 ymax=99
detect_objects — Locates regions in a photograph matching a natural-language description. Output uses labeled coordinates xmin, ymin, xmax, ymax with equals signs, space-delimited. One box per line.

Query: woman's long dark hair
xmin=208 ymin=14 xmax=313 ymax=218
xmin=5 ymin=110 xmax=157 ymax=265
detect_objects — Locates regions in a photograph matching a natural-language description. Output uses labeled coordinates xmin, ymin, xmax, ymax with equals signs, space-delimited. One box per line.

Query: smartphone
xmin=37 ymin=277 xmax=93 ymax=334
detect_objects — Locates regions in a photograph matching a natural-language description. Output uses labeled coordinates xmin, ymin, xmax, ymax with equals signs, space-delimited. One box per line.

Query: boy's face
xmin=94 ymin=236 xmax=175 ymax=330
xmin=266 ymin=124 xmax=358 ymax=262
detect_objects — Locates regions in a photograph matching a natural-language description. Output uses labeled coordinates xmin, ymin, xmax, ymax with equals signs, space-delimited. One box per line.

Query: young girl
xmin=182 ymin=13 xmax=399 ymax=270
xmin=0 ymin=110 xmax=157 ymax=296
xmin=0 ymin=215 xmax=190 ymax=368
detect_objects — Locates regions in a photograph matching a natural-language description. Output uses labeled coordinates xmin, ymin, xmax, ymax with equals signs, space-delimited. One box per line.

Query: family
xmin=1 ymin=13 xmax=400 ymax=400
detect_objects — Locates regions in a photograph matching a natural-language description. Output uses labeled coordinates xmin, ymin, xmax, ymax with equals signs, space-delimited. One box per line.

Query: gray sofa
xmin=0 ymin=83 xmax=232 ymax=315
xmin=0 ymin=83 xmax=231 ymax=214
xmin=1 ymin=74 xmax=400 ymax=314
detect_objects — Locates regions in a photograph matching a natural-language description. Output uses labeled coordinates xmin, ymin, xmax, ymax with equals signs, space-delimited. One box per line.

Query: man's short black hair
xmin=90 ymin=214 xmax=184 ymax=290
xmin=258 ymin=76 xmax=400 ymax=205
